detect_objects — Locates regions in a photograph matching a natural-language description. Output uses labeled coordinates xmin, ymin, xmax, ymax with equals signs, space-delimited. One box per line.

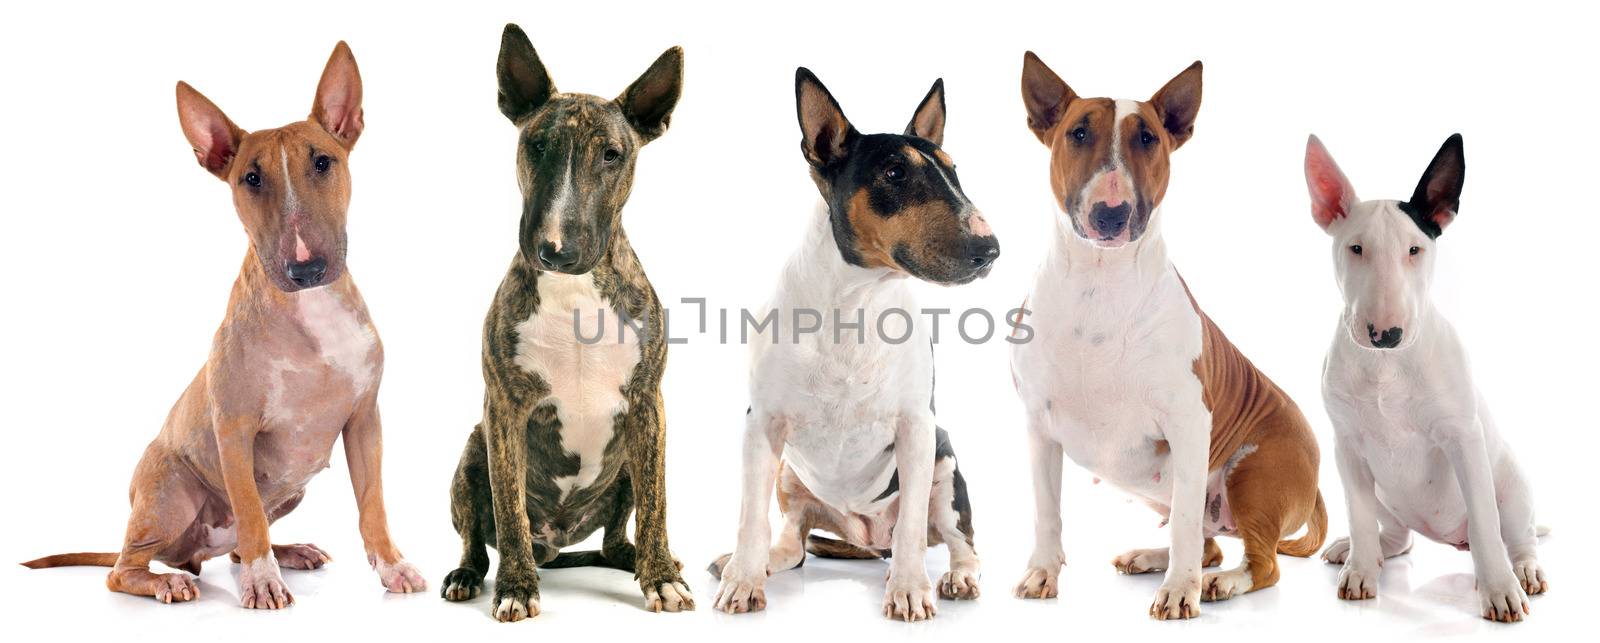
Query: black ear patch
xmin=1398 ymin=133 xmax=1464 ymax=239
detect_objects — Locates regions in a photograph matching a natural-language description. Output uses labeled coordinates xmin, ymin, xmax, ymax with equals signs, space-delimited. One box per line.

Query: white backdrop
xmin=1 ymin=1 xmax=1595 ymax=641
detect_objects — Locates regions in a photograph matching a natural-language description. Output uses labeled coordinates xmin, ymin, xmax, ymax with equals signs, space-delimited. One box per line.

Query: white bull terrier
xmin=1305 ymin=133 xmax=1548 ymax=623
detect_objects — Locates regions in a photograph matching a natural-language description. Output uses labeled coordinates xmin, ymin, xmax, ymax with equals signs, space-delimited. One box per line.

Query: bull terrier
xmin=710 ymin=68 xmax=998 ymax=622
xmin=438 ymin=24 xmax=692 ymax=622
xmin=1009 ymin=53 xmax=1326 ymax=619
xmin=22 ymin=42 xmax=426 ymax=607
xmin=1305 ymin=134 xmax=1548 ymax=622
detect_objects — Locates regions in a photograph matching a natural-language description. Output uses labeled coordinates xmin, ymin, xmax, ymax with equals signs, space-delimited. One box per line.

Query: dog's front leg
xmin=1015 ymin=427 xmax=1065 ymax=598
xmin=884 ymin=412 xmax=938 ymax=621
xmin=342 ymin=396 xmax=425 ymax=594
xmin=1150 ymin=412 xmax=1207 ymax=620
xmin=483 ymin=398 xmax=540 ymax=622
xmin=1442 ymin=424 xmax=1529 ymax=622
xmin=1331 ymin=434 xmax=1383 ymax=600
xmin=214 ymin=416 xmax=292 ymax=609
xmin=713 ymin=410 xmax=788 ymax=613
xmin=622 ymin=394 xmax=694 ymax=613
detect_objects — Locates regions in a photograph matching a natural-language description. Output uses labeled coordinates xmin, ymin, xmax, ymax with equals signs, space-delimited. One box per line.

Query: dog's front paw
xmin=712 ymin=559 xmax=767 ymax=614
xmin=643 ymin=578 xmax=695 ymax=613
xmin=491 ymin=572 xmax=541 ymax=623
xmin=370 ymin=555 xmax=426 ymax=593
xmin=440 ymin=567 xmax=483 ymax=602
xmin=939 ymin=568 xmax=980 ymax=600
xmin=1336 ymin=564 xmax=1378 ymax=600
xmin=1013 ymin=566 xmax=1060 ymax=599
xmin=238 ymin=554 xmax=294 ymax=609
xmin=1513 ymin=559 xmax=1548 ymax=595
xmin=1479 ymin=574 xmax=1530 ymax=623
xmin=153 ymin=573 xmax=199 ymax=604
xmin=883 ymin=572 xmax=937 ymax=621
xmin=1149 ymin=577 xmax=1201 ymax=620
xmin=1322 ymin=536 xmax=1351 ymax=564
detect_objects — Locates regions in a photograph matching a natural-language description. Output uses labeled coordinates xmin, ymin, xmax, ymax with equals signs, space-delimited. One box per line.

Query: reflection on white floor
xmin=3 ymin=523 xmax=1573 ymax=642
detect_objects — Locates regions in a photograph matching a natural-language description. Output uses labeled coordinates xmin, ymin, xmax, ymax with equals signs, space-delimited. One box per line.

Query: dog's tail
xmin=21 ymin=552 xmax=119 ymax=569
xmin=1278 ymin=492 xmax=1329 ymax=557
xmin=805 ymin=534 xmax=888 ymax=560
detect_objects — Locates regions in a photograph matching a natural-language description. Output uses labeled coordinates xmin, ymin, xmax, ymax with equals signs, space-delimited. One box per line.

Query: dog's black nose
xmin=1367 ymin=323 xmax=1404 ymax=349
xmin=1090 ymin=201 xmax=1131 ymax=238
xmin=968 ymin=236 xmax=1001 ymax=269
xmin=536 ymin=242 xmax=580 ymax=271
xmin=286 ymin=257 xmax=327 ymax=287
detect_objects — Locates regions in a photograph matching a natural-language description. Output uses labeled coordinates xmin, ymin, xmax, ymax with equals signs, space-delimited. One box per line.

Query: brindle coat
xmin=440 ymin=24 xmax=690 ymax=622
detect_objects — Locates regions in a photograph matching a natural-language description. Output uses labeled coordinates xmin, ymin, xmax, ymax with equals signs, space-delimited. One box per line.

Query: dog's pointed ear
xmin=1021 ymin=51 xmax=1074 ymax=145
xmin=311 ymin=41 xmax=364 ymax=149
xmin=617 ymin=46 xmax=684 ymax=144
xmin=1150 ymin=61 xmax=1202 ymax=149
xmin=1305 ymin=135 xmax=1358 ymax=233
xmin=498 ymin=24 xmax=557 ymax=123
xmin=904 ymin=78 xmax=946 ymax=146
xmin=796 ymin=68 xmax=856 ymax=168
xmin=1403 ymin=134 xmax=1464 ymax=238
xmin=176 ymin=81 xmax=246 ymax=181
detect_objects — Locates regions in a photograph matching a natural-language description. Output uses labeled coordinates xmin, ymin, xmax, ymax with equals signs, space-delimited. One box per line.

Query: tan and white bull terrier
xmin=1305 ymin=134 xmax=1548 ymax=622
xmin=1009 ymin=53 xmax=1326 ymax=619
xmin=711 ymin=68 xmax=996 ymax=621
xmin=22 ymin=42 xmax=425 ymax=607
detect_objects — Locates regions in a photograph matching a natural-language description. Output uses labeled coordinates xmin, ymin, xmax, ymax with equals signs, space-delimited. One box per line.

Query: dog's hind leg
xmin=1322 ymin=500 xmax=1412 ymax=565
xmin=442 ymin=427 xmax=493 ymax=602
xmin=1202 ymin=432 xmax=1319 ymax=602
xmin=546 ymin=471 xmax=647 ymax=573
xmin=928 ymin=430 xmax=979 ymax=600
xmin=106 ymin=450 xmax=203 ymax=604
xmin=1113 ymin=539 xmax=1224 ymax=575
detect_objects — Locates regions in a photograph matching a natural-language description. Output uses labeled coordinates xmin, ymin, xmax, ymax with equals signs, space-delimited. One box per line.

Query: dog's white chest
xmin=293 ymin=287 xmax=379 ymax=395
xmin=1014 ymin=266 xmax=1205 ymax=497
xmin=513 ymin=273 xmax=641 ymax=498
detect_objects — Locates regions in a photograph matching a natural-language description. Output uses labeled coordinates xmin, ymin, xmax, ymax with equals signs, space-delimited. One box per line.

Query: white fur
xmin=513 ymin=272 xmax=641 ymax=500
xmin=263 ymin=357 xmax=303 ymax=428
xmin=1011 ymin=205 xmax=1217 ymax=615
xmin=294 ymin=287 xmax=378 ymax=395
xmin=716 ymin=202 xmax=939 ymax=617
xmin=1319 ymin=198 xmax=1543 ymax=618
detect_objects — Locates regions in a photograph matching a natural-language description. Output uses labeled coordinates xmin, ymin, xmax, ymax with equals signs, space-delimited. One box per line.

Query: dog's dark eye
xmin=1349 ymin=245 xmax=1362 ymax=256
xmin=885 ymin=164 xmax=907 ymax=182
xmin=532 ymin=141 xmax=547 ymax=155
xmin=603 ymin=148 xmax=621 ymax=164
xmin=244 ymin=172 xmax=261 ymax=188
xmin=1409 ymin=246 xmax=1421 ymax=256
xmin=1071 ymin=127 xmax=1088 ymax=142
xmin=313 ymin=155 xmax=331 ymax=174
xmin=1139 ymin=130 xmax=1157 ymax=146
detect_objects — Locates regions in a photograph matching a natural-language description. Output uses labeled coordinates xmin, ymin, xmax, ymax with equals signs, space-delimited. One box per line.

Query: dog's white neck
xmin=1047 ymin=206 xmax=1172 ymax=289
xmin=778 ymin=201 xmax=910 ymax=313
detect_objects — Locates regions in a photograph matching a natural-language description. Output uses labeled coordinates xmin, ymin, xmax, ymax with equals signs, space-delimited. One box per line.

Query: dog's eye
xmin=243 ymin=172 xmax=261 ymax=188
xmin=1139 ymin=130 xmax=1157 ymax=146
xmin=1349 ymin=245 xmax=1362 ymax=256
xmin=532 ymin=141 xmax=547 ymax=155
xmin=1071 ymin=127 xmax=1088 ymax=142
xmin=603 ymin=148 xmax=622 ymax=164
xmin=313 ymin=155 xmax=331 ymax=174
xmin=885 ymin=164 xmax=907 ymax=182
xmin=1409 ymin=246 xmax=1421 ymax=256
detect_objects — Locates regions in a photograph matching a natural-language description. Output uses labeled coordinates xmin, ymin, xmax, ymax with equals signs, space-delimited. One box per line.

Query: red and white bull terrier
xmin=1305 ymin=134 xmax=1548 ymax=622
xmin=1009 ymin=53 xmax=1326 ymax=620
xmin=22 ymin=42 xmax=425 ymax=607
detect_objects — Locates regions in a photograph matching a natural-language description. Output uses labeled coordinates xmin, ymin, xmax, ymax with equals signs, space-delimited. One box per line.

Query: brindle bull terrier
xmin=22 ymin=42 xmax=426 ymax=607
xmin=438 ymin=24 xmax=692 ymax=622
